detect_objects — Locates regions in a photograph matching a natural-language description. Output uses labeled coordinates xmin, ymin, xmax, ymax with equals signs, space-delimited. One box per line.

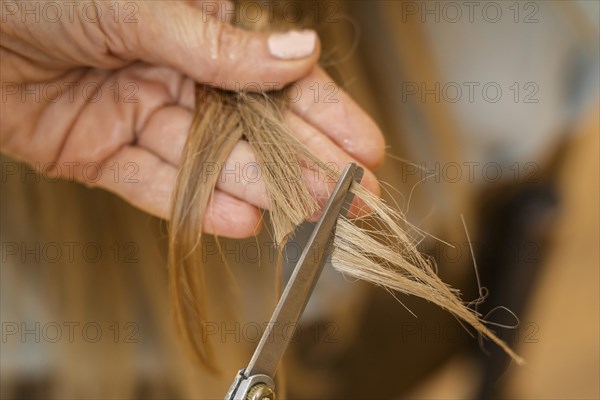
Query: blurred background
xmin=1 ymin=0 xmax=599 ymax=399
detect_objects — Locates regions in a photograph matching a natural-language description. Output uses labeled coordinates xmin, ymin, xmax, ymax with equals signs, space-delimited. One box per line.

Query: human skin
xmin=0 ymin=0 xmax=385 ymax=238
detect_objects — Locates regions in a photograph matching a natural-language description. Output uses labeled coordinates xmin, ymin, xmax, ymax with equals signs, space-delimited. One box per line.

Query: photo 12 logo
xmin=2 ymin=81 xmax=139 ymax=104
xmin=2 ymin=321 xmax=140 ymax=344
xmin=2 ymin=241 xmax=140 ymax=264
xmin=200 ymin=1 xmax=342 ymax=24
xmin=1 ymin=1 xmax=139 ymax=24
xmin=1 ymin=161 xmax=139 ymax=184
xmin=401 ymin=82 xmax=540 ymax=104
xmin=201 ymin=321 xmax=339 ymax=344
xmin=400 ymin=2 xmax=540 ymax=24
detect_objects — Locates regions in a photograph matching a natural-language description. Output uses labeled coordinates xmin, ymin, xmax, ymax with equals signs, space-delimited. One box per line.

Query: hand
xmin=1 ymin=0 xmax=385 ymax=238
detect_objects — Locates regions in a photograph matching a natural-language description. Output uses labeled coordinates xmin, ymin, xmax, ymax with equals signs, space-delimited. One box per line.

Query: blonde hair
xmin=167 ymin=1 xmax=523 ymax=371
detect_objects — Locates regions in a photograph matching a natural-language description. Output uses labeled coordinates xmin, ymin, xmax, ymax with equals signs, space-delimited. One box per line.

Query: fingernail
xmin=268 ymin=30 xmax=317 ymax=60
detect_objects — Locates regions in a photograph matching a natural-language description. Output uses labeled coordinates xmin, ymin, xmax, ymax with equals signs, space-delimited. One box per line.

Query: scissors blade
xmin=244 ymin=163 xmax=364 ymax=378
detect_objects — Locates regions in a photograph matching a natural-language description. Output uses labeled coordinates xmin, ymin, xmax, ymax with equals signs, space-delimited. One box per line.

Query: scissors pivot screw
xmin=246 ymin=383 xmax=275 ymax=400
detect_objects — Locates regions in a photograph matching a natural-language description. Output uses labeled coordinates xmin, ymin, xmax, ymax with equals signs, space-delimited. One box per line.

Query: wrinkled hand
xmin=1 ymin=0 xmax=384 ymax=237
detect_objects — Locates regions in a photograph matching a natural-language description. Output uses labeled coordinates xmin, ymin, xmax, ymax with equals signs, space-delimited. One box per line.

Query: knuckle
xmin=204 ymin=19 xmax=249 ymax=84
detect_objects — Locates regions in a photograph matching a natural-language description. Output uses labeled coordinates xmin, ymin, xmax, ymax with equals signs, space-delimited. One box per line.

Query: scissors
xmin=225 ymin=162 xmax=364 ymax=400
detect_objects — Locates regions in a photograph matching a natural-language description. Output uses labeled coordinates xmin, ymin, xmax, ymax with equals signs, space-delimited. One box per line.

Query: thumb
xmin=116 ymin=1 xmax=320 ymax=91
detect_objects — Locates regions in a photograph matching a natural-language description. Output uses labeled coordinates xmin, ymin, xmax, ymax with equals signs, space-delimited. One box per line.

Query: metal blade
xmin=244 ymin=163 xmax=364 ymax=378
